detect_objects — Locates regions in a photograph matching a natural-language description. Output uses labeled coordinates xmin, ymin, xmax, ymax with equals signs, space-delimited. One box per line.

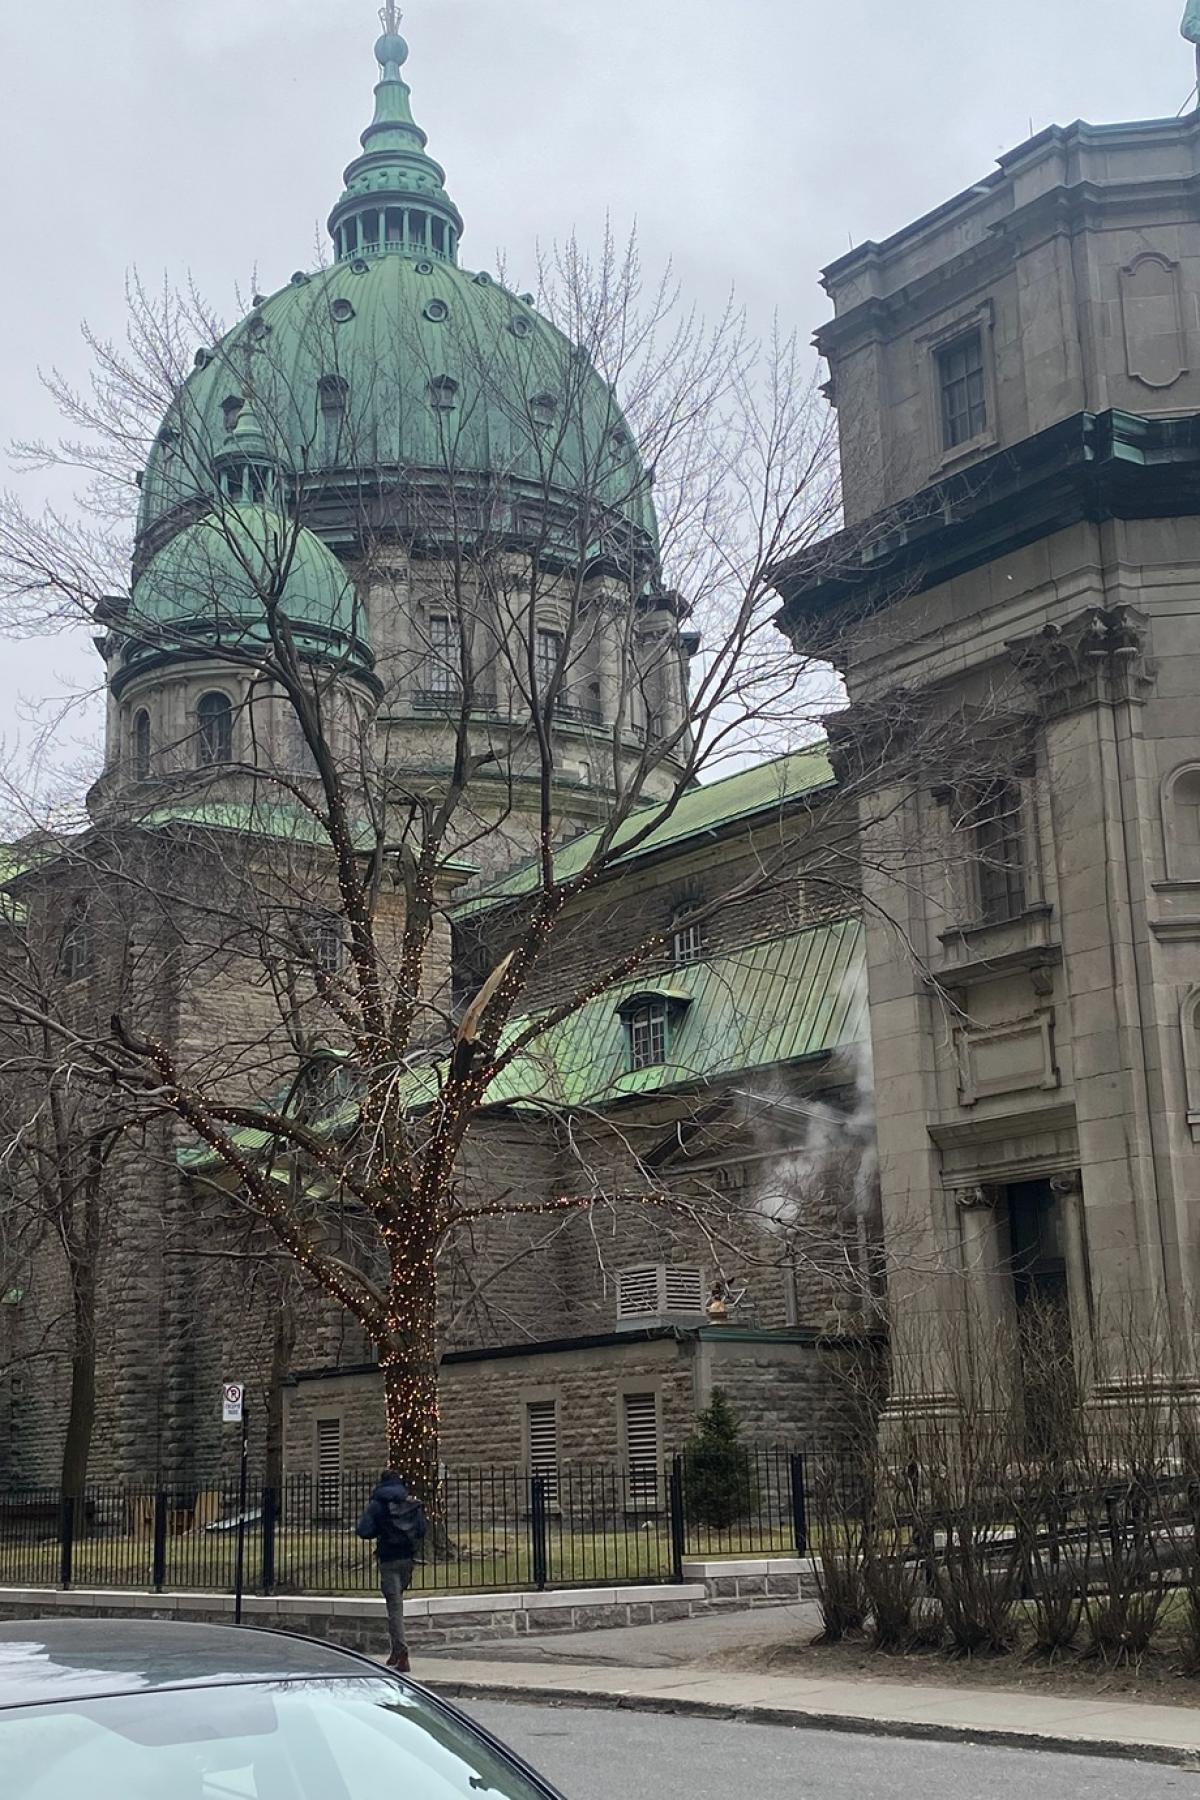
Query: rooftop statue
xmin=1184 ymin=0 xmax=1200 ymax=45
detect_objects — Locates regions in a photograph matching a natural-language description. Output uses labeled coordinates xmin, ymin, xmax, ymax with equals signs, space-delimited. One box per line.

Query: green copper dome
xmin=123 ymin=506 xmax=373 ymax=675
xmin=136 ymin=19 xmax=660 ymax=571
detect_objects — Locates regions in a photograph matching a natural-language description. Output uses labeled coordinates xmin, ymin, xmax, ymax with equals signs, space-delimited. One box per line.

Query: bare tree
xmin=0 ymin=232 xmax=1003 ymax=1500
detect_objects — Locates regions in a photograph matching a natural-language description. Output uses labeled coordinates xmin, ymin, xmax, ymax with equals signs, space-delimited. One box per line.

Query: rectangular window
xmin=307 ymin=914 xmax=344 ymax=976
xmin=526 ymin=1399 xmax=560 ymax=1503
xmin=315 ymin=1416 xmax=342 ymax=1518
xmin=629 ymin=1002 xmax=668 ymax=1071
xmin=973 ymin=779 xmax=1026 ymax=925
xmin=535 ymin=628 xmax=564 ymax=695
xmin=672 ymin=914 xmax=705 ymax=966
xmin=622 ymin=1392 xmax=660 ymax=1510
xmin=427 ymin=614 xmax=460 ymax=696
xmin=937 ymin=331 xmax=987 ymax=451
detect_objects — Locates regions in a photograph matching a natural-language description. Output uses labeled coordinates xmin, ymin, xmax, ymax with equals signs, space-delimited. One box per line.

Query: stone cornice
xmin=776 ymin=410 xmax=1200 ymax=628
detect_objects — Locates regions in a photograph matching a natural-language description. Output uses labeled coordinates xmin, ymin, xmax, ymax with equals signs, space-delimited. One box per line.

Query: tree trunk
xmin=264 ymin=1294 xmax=296 ymax=1496
xmin=59 ymin=1177 xmax=101 ymax=1507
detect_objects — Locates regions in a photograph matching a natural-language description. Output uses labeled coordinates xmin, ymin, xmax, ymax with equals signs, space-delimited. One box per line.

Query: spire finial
xmin=329 ymin=5 xmax=463 ymax=264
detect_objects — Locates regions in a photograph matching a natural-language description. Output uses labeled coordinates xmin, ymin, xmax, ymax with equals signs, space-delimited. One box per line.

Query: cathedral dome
xmin=136 ymin=20 xmax=659 ymax=573
xmin=121 ymin=505 xmax=373 ymax=679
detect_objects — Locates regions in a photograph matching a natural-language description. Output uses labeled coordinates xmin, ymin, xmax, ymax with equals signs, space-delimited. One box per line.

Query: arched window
xmin=133 ymin=709 xmax=152 ymax=782
xmin=1164 ymin=765 xmax=1200 ymax=881
xmin=197 ymin=691 xmax=234 ymax=767
xmin=1183 ymin=988 xmax=1200 ymax=1144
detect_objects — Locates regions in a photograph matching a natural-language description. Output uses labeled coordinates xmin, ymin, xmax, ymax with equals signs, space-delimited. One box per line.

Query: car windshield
xmin=3 ymin=1676 xmax=552 ymax=1800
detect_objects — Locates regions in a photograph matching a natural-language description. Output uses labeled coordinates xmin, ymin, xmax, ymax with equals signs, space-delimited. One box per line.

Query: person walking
xmin=356 ymin=1468 xmax=427 ymax=1672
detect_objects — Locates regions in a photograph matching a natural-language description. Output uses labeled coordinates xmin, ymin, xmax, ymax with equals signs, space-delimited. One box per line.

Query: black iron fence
xmin=0 ymin=1447 xmax=812 ymax=1599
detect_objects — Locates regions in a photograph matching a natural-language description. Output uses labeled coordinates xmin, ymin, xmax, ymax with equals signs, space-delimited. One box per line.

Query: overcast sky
xmin=0 ymin=0 xmax=1192 ymax=772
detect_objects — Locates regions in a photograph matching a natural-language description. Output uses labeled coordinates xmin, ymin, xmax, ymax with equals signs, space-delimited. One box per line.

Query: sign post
xmin=222 ymin=1383 xmax=250 ymax=1625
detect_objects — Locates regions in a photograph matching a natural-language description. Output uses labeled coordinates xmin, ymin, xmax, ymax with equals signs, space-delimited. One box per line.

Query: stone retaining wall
xmin=0 ymin=1559 xmax=815 ymax=1653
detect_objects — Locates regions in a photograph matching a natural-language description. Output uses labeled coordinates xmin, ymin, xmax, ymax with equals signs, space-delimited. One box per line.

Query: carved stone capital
xmin=953 ymin=1182 xmax=1000 ymax=1211
xmin=1008 ymin=607 xmax=1155 ymax=718
xmin=1050 ymin=1171 xmax=1082 ymax=1199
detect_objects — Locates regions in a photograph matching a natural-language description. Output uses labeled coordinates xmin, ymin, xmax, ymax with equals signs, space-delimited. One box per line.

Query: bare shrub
xmin=810 ymin=1457 xmax=867 ymax=1643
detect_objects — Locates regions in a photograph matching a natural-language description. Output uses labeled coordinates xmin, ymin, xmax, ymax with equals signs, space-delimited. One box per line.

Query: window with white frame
xmin=937 ymin=330 xmax=987 ymax=451
xmin=617 ymin=1265 xmax=705 ymax=1322
xmin=307 ymin=914 xmax=344 ymax=976
xmin=622 ymin=1392 xmax=661 ymax=1508
xmin=526 ymin=1399 xmax=560 ymax=1502
xmin=671 ymin=909 xmax=705 ymax=966
xmin=629 ymin=1001 xmax=668 ymax=1071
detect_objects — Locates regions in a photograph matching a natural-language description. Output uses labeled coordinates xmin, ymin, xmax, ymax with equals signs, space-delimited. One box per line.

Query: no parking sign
xmin=222 ymin=1381 xmax=245 ymax=1423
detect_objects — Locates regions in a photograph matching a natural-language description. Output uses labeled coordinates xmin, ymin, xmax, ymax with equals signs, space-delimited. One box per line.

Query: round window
xmin=424 ymin=299 xmax=450 ymax=323
xmin=330 ymin=298 xmax=356 ymax=324
xmin=415 ymin=260 xmax=435 ymax=276
xmin=290 ymin=271 xmax=310 ymax=287
xmin=473 ymin=271 xmax=493 ymax=286
xmin=509 ymin=316 xmax=532 ymax=339
xmin=350 ymin=258 xmax=370 ymax=275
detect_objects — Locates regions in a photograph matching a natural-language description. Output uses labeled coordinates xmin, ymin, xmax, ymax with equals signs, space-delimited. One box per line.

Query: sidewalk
xmin=418 ymin=1608 xmax=1200 ymax=1768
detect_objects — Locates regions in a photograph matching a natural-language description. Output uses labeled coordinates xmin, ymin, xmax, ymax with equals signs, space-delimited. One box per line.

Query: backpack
xmin=379 ymin=1492 xmax=425 ymax=1560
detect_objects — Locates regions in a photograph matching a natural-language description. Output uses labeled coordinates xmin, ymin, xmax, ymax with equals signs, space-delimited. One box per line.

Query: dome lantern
xmin=328 ymin=6 xmax=464 ymax=267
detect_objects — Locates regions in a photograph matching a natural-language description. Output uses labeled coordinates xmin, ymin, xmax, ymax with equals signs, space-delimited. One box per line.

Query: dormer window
xmin=429 ymin=375 xmax=459 ymax=412
xmin=222 ymin=395 xmax=245 ymax=433
xmin=617 ymin=986 xmax=692 ymax=1073
xmin=530 ymin=393 xmax=559 ymax=430
xmin=318 ymin=375 xmax=349 ymax=463
xmin=629 ymin=1001 xmax=668 ymax=1070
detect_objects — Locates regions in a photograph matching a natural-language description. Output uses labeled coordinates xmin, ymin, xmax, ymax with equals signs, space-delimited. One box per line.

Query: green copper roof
xmin=455 ymin=747 xmax=836 ymax=918
xmin=125 ymin=506 xmax=373 ymax=673
xmin=136 ymin=16 xmax=659 ymax=564
xmin=138 ymin=261 xmax=658 ymax=553
xmin=180 ymin=917 xmax=866 ymax=1173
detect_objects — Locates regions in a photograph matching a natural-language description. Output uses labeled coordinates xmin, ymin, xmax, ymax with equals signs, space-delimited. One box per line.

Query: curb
xmin=425 ymin=1675 xmax=1200 ymax=1770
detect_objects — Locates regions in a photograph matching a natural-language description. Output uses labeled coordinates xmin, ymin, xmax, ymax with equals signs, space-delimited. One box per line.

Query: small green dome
xmin=124 ymin=506 xmax=373 ymax=674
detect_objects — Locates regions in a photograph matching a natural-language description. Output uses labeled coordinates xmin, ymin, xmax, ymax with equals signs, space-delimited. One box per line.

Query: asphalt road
xmin=464 ymin=1699 xmax=1200 ymax=1800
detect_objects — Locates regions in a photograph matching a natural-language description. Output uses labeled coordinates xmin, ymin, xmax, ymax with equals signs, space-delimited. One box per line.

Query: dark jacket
xmin=356 ymin=1476 xmax=427 ymax=1562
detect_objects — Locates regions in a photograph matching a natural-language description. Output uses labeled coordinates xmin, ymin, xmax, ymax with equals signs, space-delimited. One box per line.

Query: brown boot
xmin=387 ymin=1650 xmax=411 ymax=1674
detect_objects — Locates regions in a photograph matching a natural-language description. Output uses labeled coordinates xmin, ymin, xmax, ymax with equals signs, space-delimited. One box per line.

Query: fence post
xmin=669 ymin=1455 xmax=686 ymax=1583
xmin=261 ymin=1487 xmax=278 ymax=1596
xmin=152 ymin=1491 xmax=169 ymax=1593
xmin=789 ymin=1452 xmax=808 ymax=1557
xmin=529 ymin=1476 xmax=548 ymax=1592
xmin=58 ymin=1495 xmax=75 ymax=1591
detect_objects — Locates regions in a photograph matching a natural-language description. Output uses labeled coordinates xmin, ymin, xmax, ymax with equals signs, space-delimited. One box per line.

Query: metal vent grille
xmin=617 ymin=1265 xmax=705 ymax=1321
xmin=526 ymin=1400 xmax=560 ymax=1502
xmin=623 ymin=1392 xmax=660 ymax=1508
xmin=315 ymin=1417 xmax=342 ymax=1517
